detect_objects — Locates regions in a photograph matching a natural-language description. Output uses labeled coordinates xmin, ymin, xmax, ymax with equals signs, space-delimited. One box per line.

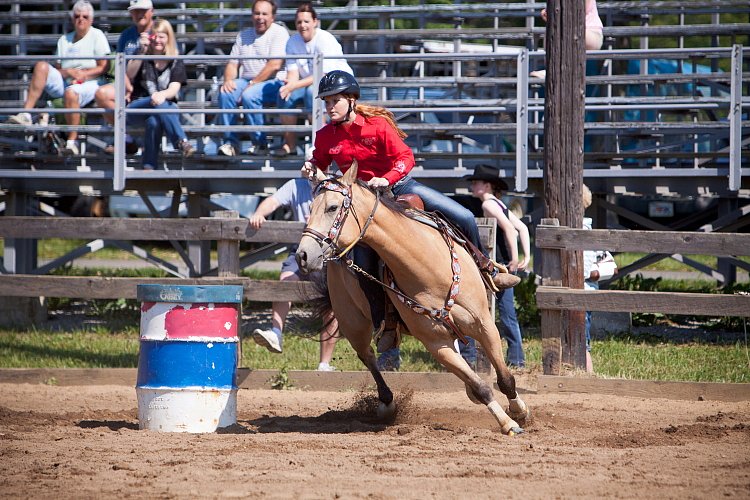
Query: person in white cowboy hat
xmin=95 ymin=0 xmax=156 ymax=155
xmin=465 ymin=164 xmax=530 ymax=368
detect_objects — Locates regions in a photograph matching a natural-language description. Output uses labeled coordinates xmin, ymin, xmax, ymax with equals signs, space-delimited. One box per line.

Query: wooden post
xmin=538 ymin=218 xmax=562 ymax=375
xmin=542 ymin=0 xmax=587 ymax=369
xmin=215 ymin=210 xmax=240 ymax=278
xmin=188 ymin=194 xmax=211 ymax=277
xmin=475 ymin=217 xmax=497 ymax=376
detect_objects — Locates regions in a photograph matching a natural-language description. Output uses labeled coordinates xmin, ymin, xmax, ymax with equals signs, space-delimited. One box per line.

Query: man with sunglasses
xmin=6 ymin=0 xmax=110 ymax=156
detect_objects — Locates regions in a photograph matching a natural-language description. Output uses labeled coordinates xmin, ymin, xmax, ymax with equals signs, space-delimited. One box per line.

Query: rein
xmin=304 ymin=178 xmax=465 ymax=341
xmin=302 ymin=178 xmax=380 ymax=261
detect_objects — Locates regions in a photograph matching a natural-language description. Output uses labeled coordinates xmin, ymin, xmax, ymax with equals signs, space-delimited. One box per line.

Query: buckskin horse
xmin=295 ymin=162 xmax=529 ymax=435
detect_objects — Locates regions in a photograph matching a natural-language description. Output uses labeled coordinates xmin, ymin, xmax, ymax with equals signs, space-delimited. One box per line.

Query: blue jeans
xmin=392 ymin=176 xmax=484 ymax=252
xmin=497 ymin=287 xmax=525 ymax=367
xmin=127 ymin=97 xmax=187 ymax=168
xmin=585 ymin=310 xmax=592 ymax=352
xmin=278 ymin=85 xmax=312 ymax=111
xmin=218 ymin=78 xmax=283 ymax=147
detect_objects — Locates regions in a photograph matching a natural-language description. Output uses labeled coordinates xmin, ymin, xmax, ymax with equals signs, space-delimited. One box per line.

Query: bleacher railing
xmin=0 ymin=45 xmax=746 ymax=193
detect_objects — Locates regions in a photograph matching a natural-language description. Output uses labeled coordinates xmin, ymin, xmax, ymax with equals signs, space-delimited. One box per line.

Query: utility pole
xmin=542 ymin=0 xmax=587 ymax=369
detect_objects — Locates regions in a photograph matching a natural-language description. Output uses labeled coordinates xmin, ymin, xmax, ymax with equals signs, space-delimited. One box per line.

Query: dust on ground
xmin=0 ymin=383 xmax=748 ymax=499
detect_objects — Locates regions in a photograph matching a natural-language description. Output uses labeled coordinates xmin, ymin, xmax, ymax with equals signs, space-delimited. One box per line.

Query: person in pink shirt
xmin=531 ymin=0 xmax=604 ymax=79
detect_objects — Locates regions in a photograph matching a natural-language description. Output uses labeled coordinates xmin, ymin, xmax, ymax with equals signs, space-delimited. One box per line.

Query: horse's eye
xmin=326 ymin=204 xmax=338 ymax=213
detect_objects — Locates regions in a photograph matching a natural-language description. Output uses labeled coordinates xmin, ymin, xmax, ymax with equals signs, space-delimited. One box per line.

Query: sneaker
xmin=7 ymin=112 xmax=32 ymax=125
xmin=63 ymin=140 xmax=79 ymax=156
xmin=246 ymin=143 xmax=268 ymax=156
xmin=270 ymin=144 xmax=293 ymax=157
xmin=492 ymin=269 xmax=521 ymax=289
xmin=317 ymin=362 xmax=336 ymax=372
xmin=252 ymin=328 xmax=282 ymax=353
xmin=179 ymin=139 xmax=195 ymax=158
xmin=218 ymin=143 xmax=236 ymax=156
xmin=376 ymin=347 xmax=401 ymax=371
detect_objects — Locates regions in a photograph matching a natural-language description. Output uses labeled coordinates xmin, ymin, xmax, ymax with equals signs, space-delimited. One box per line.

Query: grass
xmin=1 ymin=326 xmax=747 ymax=383
xmin=0 ymin=245 xmax=747 ymax=383
xmin=593 ymin=337 xmax=750 ymax=384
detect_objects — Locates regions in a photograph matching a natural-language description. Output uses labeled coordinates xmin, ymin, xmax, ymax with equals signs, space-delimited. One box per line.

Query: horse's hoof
xmin=506 ymin=426 xmax=525 ymax=436
xmin=377 ymin=401 xmax=396 ymax=420
xmin=509 ymin=407 xmax=531 ymax=425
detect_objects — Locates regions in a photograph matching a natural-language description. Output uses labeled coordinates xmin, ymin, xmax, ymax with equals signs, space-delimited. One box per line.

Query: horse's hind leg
xmin=427 ymin=340 xmax=523 ymax=435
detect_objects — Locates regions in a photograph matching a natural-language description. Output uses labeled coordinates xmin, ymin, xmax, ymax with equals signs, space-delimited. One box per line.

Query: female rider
xmin=301 ymin=70 xmax=518 ymax=352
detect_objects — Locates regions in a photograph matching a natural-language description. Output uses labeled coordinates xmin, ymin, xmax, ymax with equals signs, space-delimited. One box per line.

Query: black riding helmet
xmin=317 ymin=70 xmax=360 ymax=99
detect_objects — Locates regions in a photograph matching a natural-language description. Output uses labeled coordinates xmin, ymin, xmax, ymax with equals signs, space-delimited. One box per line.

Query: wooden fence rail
xmin=535 ymin=219 xmax=750 ymax=375
xmin=1 ymin=215 xmax=496 ymax=309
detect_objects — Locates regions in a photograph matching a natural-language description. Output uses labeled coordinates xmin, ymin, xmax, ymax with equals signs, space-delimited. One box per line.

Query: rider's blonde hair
xmin=353 ymin=102 xmax=408 ymax=140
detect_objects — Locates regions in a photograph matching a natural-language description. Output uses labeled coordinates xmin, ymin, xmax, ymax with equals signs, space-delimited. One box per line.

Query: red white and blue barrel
xmin=136 ymin=284 xmax=243 ymax=433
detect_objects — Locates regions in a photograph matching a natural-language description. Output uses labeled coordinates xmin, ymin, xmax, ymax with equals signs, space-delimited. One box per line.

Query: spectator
xmin=96 ymin=0 xmax=155 ymax=155
xmin=6 ymin=0 xmax=110 ymax=156
xmin=248 ymin=178 xmax=340 ymax=371
xmin=302 ymin=72 xmax=520 ymax=371
xmin=464 ymin=164 xmax=529 ymax=368
xmin=582 ymin=184 xmax=617 ymax=373
xmin=125 ymin=18 xmax=194 ymax=170
xmin=531 ymin=0 xmax=604 ymax=79
xmin=217 ymin=0 xmax=289 ymax=156
xmin=272 ymin=2 xmax=354 ymax=158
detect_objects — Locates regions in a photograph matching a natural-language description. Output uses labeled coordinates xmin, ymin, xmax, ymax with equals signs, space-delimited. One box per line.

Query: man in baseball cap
xmin=128 ymin=0 xmax=153 ymax=11
xmin=95 ymin=0 xmax=155 ymax=154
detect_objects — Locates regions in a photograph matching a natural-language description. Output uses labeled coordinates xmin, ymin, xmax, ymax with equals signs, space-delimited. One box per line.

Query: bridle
xmin=301 ymin=177 xmax=467 ymax=343
xmin=301 ymin=177 xmax=380 ymax=263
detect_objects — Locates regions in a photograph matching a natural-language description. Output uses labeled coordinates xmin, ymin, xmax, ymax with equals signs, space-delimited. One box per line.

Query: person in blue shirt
xmin=248 ymin=178 xmax=340 ymax=371
xmin=95 ymin=0 xmax=155 ymax=154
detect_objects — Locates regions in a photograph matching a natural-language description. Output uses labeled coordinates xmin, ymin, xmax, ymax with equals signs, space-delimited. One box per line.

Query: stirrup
xmin=373 ymin=321 xmax=401 ymax=353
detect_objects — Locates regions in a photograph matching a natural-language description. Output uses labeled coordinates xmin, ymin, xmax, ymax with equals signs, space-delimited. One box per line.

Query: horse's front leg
xmin=328 ymin=266 xmax=395 ymax=419
xmin=341 ymin=321 xmax=395 ymax=418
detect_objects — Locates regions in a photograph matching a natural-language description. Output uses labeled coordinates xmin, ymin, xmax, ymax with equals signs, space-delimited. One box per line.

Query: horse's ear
xmin=343 ymin=160 xmax=358 ymax=187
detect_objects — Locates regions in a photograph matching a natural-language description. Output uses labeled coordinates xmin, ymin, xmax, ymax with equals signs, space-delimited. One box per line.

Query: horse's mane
xmin=353 ymin=179 xmax=410 ymax=216
xmin=297 ymin=268 xmax=338 ymax=342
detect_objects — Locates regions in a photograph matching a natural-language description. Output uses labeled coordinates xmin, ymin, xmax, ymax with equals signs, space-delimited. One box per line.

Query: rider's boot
xmin=374 ymin=303 xmax=401 ymax=353
xmin=490 ymin=267 xmax=521 ymax=290
xmin=469 ymin=245 xmax=521 ymax=292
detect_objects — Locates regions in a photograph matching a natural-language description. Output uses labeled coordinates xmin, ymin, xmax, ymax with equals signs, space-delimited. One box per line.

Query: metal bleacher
xmin=0 ymin=1 xmax=748 ymax=197
xmin=0 ymin=1 xmax=749 ymax=283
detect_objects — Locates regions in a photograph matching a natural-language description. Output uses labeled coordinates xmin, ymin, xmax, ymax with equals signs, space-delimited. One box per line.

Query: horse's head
xmin=296 ymin=160 xmax=364 ymax=274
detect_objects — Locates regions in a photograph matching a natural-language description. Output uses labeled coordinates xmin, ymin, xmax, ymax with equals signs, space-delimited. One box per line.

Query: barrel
xmin=135 ymin=284 xmax=243 ymax=433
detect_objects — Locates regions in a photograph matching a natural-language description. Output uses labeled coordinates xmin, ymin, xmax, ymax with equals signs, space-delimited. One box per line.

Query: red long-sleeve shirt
xmin=310 ymin=114 xmax=414 ymax=185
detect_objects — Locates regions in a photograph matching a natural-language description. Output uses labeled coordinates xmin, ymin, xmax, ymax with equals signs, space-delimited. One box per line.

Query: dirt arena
xmin=1 ymin=381 xmax=748 ymax=499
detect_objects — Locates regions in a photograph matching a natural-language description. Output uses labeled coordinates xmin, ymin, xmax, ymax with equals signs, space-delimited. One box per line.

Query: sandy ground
xmin=0 ymin=382 xmax=748 ymax=499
